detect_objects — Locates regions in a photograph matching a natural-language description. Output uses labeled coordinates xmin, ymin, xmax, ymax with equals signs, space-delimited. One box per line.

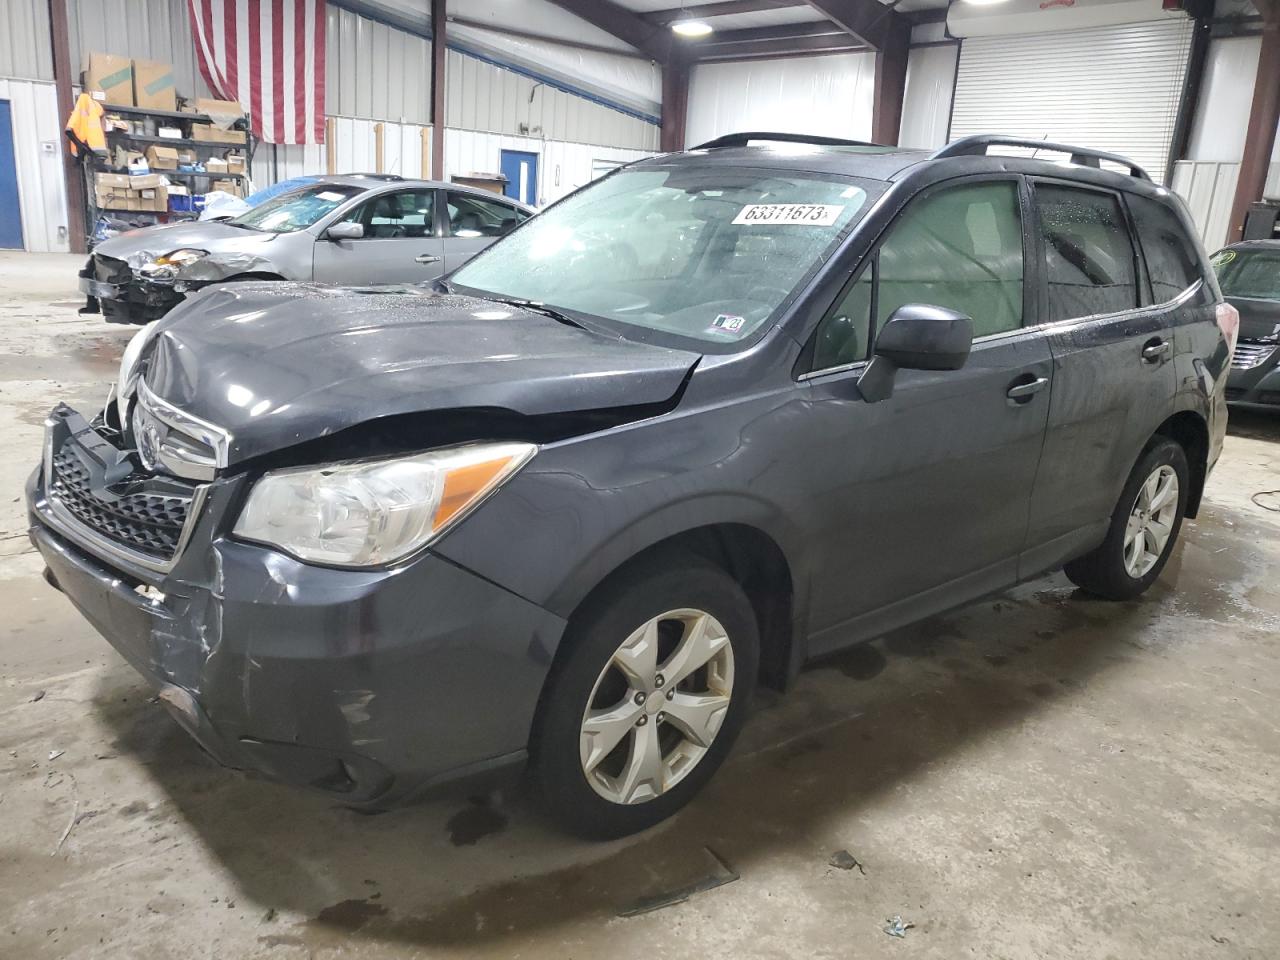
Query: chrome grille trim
xmin=135 ymin=380 xmax=233 ymax=479
xmin=1231 ymin=341 xmax=1277 ymax=371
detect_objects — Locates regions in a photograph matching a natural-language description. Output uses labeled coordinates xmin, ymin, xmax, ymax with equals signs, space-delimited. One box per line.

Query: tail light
xmin=1216 ymin=302 xmax=1240 ymax=356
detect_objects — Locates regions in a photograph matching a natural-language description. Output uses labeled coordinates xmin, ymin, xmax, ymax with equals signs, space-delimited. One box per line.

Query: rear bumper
xmin=27 ymin=458 xmax=567 ymax=806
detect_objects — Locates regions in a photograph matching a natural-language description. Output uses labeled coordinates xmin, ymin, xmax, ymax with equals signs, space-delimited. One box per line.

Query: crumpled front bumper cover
xmin=27 ymin=455 xmax=568 ymax=806
xmin=80 ymin=259 xmax=192 ymax=324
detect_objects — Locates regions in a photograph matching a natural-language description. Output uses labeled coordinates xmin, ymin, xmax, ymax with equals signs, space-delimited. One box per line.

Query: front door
xmin=312 ymin=188 xmax=446 ymax=285
xmin=500 ymin=150 xmax=539 ymax=206
xmin=1020 ymin=181 xmax=1179 ymax=571
xmin=797 ymin=177 xmax=1054 ymax=653
xmin=0 ymin=101 xmax=24 ymax=249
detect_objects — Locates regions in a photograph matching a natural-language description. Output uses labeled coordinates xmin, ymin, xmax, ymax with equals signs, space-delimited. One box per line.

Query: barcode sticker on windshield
xmin=733 ymin=204 xmax=844 ymax=226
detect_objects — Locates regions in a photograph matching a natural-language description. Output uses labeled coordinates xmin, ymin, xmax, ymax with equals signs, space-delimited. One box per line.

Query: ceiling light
xmin=672 ymin=20 xmax=713 ymax=37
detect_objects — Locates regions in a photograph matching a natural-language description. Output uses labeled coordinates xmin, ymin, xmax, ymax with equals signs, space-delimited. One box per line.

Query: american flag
xmin=186 ymin=0 xmax=327 ymax=145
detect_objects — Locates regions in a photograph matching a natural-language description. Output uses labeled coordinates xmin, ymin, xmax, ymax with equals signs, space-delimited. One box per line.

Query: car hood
xmin=141 ymin=283 xmax=700 ymax=465
xmin=1227 ymin=295 xmax=1280 ymax=342
xmin=94 ymin=221 xmax=277 ymax=266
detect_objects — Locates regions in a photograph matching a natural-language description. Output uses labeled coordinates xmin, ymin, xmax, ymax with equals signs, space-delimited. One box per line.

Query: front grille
xmin=1232 ymin=341 xmax=1278 ymax=371
xmin=49 ymin=446 xmax=194 ymax=562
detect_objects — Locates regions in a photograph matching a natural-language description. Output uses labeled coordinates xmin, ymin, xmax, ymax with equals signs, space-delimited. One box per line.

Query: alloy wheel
xmin=1123 ymin=464 xmax=1179 ymax=578
xmin=579 ymin=608 xmax=735 ymax=805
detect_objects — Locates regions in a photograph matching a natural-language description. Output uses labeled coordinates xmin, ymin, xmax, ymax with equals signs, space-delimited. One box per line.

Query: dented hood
xmin=141 ymin=283 xmax=700 ymax=465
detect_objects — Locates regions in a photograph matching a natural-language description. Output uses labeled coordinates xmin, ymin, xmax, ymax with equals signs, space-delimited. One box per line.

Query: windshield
xmin=232 ymin=184 xmax=363 ymax=233
xmin=450 ymin=167 xmax=874 ymax=345
xmin=1213 ymin=247 xmax=1280 ymax=300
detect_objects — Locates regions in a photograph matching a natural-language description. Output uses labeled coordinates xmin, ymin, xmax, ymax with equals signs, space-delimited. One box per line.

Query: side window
xmin=446 ymin=192 xmax=526 ymax=238
xmin=336 ymin=190 xmax=435 ymax=239
xmin=1036 ymin=185 xmax=1138 ymax=320
xmin=1127 ymin=194 xmax=1204 ymax=302
xmin=812 ymin=267 xmax=873 ymax=370
xmin=877 ymin=181 xmax=1024 ymax=338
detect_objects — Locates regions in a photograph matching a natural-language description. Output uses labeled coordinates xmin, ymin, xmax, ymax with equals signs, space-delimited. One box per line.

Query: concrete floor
xmin=1 ymin=250 xmax=1278 ymax=959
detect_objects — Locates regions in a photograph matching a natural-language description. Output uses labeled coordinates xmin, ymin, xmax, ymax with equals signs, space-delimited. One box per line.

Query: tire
xmin=531 ymin=554 xmax=759 ymax=840
xmin=1064 ymin=438 xmax=1190 ymax=600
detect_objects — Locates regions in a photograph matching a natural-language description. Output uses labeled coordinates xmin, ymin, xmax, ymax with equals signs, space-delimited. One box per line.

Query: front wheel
xmin=531 ymin=556 xmax=759 ymax=839
xmin=1064 ymin=438 xmax=1189 ymax=600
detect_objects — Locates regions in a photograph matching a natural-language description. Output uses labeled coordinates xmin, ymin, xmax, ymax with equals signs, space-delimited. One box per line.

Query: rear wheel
xmin=1064 ymin=438 xmax=1189 ymax=600
xmin=531 ymin=556 xmax=758 ymax=839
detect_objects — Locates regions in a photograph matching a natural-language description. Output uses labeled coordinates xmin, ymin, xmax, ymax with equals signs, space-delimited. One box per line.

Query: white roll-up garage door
xmin=949 ymin=20 xmax=1195 ymax=184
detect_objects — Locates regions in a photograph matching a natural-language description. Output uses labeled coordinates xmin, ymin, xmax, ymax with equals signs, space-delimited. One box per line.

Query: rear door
xmin=798 ymin=176 xmax=1055 ymax=650
xmin=442 ymin=190 xmax=530 ymax=273
xmin=1021 ymin=181 xmax=1178 ymax=571
xmin=312 ymin=188 xmax=446 ymax=284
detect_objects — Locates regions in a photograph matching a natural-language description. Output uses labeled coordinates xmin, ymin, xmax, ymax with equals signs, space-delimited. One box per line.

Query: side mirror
xmin=857 ymin=304 xmax=974 ymax=403
xmin=326 ymin=221 xmax=364 ymax=240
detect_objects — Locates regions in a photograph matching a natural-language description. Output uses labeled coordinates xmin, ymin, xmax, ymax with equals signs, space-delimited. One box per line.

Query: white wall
xmin=1173 ymin=36 xmax=1280 ymax=246
xmin=685 ymin=53 xmax=877 ymax=149
xmin=0 ymin=78 xmax=68 ymax=252
xmin=444 ymin=128 xmax=651 ymax=206
xmin=899 ymin=44 xmax=958 ymax=149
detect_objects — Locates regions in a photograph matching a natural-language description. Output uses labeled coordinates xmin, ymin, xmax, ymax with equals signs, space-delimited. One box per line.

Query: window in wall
xmin=446 ymin=192 xmax=527 ymax=238
xmin=1036 ymin=185 xmax=1138 ymax=320
xmin=876 ymin=180 xmax=1024 ymax=338
xmin=1127 ymin=194 xmax=1204 ymax=303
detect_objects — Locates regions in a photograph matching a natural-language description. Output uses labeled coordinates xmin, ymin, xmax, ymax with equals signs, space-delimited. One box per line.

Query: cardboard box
xmin=157 ymin=127 xmax=183 ymax=139
xmin=137 ymin=186 xmax=169 ymax=212
xmin=224 ymin=153 xmax=247 ymax=175
xmin=193 ymin=97 xmax=244 ymax=119
xmin=145 ymin=145 xmax=179 ymax=170
xmin=192 ymin=124 xmax=247 ymax=145
xmin=95 ymin=172 xmax=131 ymax=189
xmin=210 ymin=179 xmax=243 ymax=198
xmin=132 ymin=58 xmax=176 ymax=111
xmin=128 ymin=173 xmax=165 ymax=189
xmin=176 ymin=148 xmax=198 ymax=164
xmin=167 ymin=184 xmax=190 ymax=197
xmin=204 ymin=157 xmax=229 ymax=174
xmin=84 ymin=52 xmax=133 ymax=105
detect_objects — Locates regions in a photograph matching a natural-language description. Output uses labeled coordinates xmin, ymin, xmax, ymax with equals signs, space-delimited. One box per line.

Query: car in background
xmin=1213 ymin=240 xmax=1280 ymax=406
xmin=79 ymin=175 xmax=534 ymax=323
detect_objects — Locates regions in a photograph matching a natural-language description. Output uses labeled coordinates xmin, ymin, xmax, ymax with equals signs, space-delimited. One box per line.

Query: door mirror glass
xmin=326 ymin=221 xmax=364 ymax=240
xmin=858 ymin=304 xmax=974 ymax=402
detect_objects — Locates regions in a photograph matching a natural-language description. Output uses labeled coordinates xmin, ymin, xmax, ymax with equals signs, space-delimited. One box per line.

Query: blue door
xmin=500 ymin=150 xmax=539 ymax=206
xmin=0 ymin=101 xmax=24 ymax=249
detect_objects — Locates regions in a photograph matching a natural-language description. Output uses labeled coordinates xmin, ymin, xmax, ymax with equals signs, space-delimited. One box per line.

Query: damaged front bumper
xmin=26 ymin=408 xmax=567 ymax=806
xmin=79 ymin=255 xmax=197 ymax=325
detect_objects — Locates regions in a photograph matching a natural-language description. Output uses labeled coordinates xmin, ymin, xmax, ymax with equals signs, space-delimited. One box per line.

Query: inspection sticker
xmin=707 ymin=313 xmax=747 ymax=335
xmin=733 ymin=203 xmax=844 ymax=226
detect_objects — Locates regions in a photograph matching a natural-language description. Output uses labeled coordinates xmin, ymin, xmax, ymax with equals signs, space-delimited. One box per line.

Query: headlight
xmin=140 ymin=248 xmax=208 ymax=277
xmin=116 ymin=321 xmax=159 ymax=427
xmin=233 ymin=442 xmax=536 ymax=566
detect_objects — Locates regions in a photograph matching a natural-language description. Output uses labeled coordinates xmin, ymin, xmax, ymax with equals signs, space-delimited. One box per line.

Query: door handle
xmin=1141 ymin=339 xmax=1170 ymax=362
xmin=415 ymin=254 xmax=442 ymax=265
xmin=1006 ymin=376 xmax=1049 ymax=401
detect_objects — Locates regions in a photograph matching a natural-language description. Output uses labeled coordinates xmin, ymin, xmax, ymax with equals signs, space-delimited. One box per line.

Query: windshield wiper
xmin=484 ymin=296 xmax=588 ymax=330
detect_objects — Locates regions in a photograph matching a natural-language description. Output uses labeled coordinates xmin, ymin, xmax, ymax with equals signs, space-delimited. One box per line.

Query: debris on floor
xmin=30 ymin=690 xmax=45 ymax=702
xmin=48 ymin=749 xmax=64 ymax=761
xmin=884 ymin=915 xmax=915 ymax=938
xmin=828 ymin=849 xmax=866 ymax=874
xmin=617 ymin=846 xmax=739 ymax=917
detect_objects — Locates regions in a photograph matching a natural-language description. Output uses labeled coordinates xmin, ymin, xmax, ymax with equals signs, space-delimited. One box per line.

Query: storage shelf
xmin=101 ymin=102 xmax=216 ymax=123
xmin=105 ymin=131 xmax=247 ymax=149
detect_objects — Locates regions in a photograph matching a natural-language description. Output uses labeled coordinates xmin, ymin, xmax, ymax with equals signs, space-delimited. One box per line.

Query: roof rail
xmin=930 ymin=135 xmax=1151 ymax=181
xmin=692 ymin=131 xmax=884 ymax=151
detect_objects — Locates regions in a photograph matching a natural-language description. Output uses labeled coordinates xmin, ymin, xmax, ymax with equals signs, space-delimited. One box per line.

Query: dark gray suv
xmin=27 ymin=133 xmax=1238 ymax=839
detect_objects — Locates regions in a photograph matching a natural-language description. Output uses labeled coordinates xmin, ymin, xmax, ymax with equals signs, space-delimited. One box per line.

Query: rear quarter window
xmin=1127 ymin=193 xmax=1206 ymax=303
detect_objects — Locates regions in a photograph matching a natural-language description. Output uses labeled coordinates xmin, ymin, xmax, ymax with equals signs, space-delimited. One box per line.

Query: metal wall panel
xmin=0 ymin=0 xmax=53 ymax=81
xmin=445 ymin=49 xmax=658 ymax=152
xmin=444 ymin=128 xmax=652 ymax=206
xmin=67 ymin=0 xmax=210 ymax=100
xmin=0 ymin=78 xmax=68 ymax=251
xmin=326 ymin=5 xmax=431 ymax=125
xmin=1171 ymin=160 xmax=1280 ymax=248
